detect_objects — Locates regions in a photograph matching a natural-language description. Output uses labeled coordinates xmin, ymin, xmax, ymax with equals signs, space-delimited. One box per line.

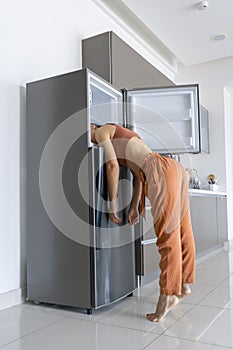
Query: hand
xmin=109 ymin=212 xmax=123 ymax=224
xmin=109 ymin=200 xmax=122 ymax=224
xmin=128 ymin=207 xmax=139 ymax=225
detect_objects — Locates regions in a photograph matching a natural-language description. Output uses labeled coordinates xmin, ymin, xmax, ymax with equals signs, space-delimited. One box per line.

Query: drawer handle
xmin=141 ymin=238 xmax=157 ymax=245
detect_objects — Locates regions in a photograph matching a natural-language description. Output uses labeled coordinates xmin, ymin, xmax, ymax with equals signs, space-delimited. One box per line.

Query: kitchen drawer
xmin=141 ymin=240 xmax=160 ymax=276
xmin=142 ymin=206 xmax=156 ymax=241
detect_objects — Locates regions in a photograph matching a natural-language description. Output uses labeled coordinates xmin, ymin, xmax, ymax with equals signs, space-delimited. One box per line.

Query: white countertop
xmin=188 ymin=189 xmax=227 ymax=197
xmin=145 ymin=188 xmax=227 ymax=207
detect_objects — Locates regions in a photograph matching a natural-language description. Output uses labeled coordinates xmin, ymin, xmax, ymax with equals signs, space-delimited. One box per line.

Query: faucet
xmin=186 ymin=168 xmax=200 ymax=189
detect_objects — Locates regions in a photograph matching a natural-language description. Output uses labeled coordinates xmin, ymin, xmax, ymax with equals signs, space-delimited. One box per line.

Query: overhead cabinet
xmin=82 ymin=31 xmax=174 ymax=89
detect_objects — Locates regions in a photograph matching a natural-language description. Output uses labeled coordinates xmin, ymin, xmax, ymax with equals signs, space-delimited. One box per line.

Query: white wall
xmin=175 ymin=57 xmax=233 ymax=192
xmin=224 ymin=87 xmax=233 ymax=241
xmin=175 ymin=58 xmax=233 ymax=241
xmin=0 ymin=0 xmax=174 ymax=307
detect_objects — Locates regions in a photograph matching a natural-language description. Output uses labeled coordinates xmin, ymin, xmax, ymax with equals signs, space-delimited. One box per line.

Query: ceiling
xmin=98 ymin=0 xmax=233 ymax=66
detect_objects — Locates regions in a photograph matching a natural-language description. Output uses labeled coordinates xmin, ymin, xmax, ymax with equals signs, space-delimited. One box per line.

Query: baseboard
xmin=0 ymin=288 xmax=26 ymax=312
xmin=196 ymin=245 xmax=225 ymax=268
xmin=224 ymin=238 xmax=233 ymax=252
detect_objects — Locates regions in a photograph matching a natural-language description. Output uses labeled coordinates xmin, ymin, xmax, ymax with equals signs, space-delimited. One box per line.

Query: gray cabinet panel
xmin=190 ymin=196 xmax=218 ymax=253
xmin=190 ymin=195 xmax=228 ymax=255
xmin=139 ymin=207 xmax=160 ymax=276
xmin=82 ymin=31 xmax=174 ymax=90
xmin=142 ymin=207 xmax=155 ymax=240
xmin=216 ymin=197 xmax=228 ymax=244
xmin=111 ymin=32 xmax=173 ymax=89
xmin=82 ymin=32 xmax=111 ymax=83
xmin=142 ymin=242 xmax=160 ymax=276
xmin=138 ymin=194 xmax=228 ymax=279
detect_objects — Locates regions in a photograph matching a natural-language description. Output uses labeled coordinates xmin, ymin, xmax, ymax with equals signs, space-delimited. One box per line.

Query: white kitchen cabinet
xmin=190 ymin=196 xmax=218 ymax=254
xmin=216 ymin=196 xmax=228 ymax=245
xmin=189 ymin=193 xmax=228 ymax=256
xmin=136 ymin=192 xmax=228 ymax=284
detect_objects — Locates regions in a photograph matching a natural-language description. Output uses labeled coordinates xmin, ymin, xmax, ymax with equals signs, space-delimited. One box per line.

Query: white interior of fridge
xmin=87 ymin=72 xmax=123 ymax=135
xmin=127 ymin=86 xmax=200 ymax=154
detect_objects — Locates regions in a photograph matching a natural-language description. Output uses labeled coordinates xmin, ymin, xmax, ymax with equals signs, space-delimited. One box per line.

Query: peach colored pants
xmin=142 ymin=153 xmax=196 ymax=295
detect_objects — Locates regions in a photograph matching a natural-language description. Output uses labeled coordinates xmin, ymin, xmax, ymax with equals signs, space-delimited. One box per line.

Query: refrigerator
xmin=26 ymin=68 xmax=200 ymax=313
xmin=26 ymin=68 xmax=135 ymax=314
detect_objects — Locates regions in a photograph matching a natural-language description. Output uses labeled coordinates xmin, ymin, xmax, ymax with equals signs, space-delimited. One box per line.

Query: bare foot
xmin=146 ymin=295 xmax=180 ymax=322
xmin=177 ymin=284 xmax=192 ymax=302
xmin=182 ymin=284 xmax=191 ymax=296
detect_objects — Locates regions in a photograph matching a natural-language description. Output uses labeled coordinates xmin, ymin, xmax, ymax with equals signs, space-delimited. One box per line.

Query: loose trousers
xmin=141 ymin=153 xmax=196 ymax=296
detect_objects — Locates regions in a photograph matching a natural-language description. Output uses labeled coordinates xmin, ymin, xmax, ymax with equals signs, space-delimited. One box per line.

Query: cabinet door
xmin=200 ymin=105 xmax=210 ymax=153
xmin=190 ymin=196 xmax=218 ymax=254
xmin=126 ymin=85 xmax=200 ymax=154
xmin=111 ymin=32 xmax=174 ymax=89
xmin=82 ymin=31 xmax=174 ymax=90
xmin=141 ymin=241 xmax=160 ymax=276
xmin=216 ymin=197 xmax=228 ymax=245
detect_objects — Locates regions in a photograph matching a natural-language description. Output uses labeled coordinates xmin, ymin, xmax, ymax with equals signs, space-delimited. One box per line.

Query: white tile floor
xmin=1 ymin=250 xmax=233 ymax=349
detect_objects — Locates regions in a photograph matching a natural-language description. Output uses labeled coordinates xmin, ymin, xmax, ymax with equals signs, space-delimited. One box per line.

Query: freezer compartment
xmin=93 ymin=243 xmax=136 ymax=308
xmin=87 ymin=71 xmax=123 ymax=142
xmin=126 ymin=85 xmax=200 ymax=154
xmin=90 ymin=146 xmax=136 ymax=308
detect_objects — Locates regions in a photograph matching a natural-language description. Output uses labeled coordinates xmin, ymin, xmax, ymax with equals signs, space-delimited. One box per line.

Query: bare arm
xmin=95 ymin=126 xmax=122 ymax=224
xmin=105 ymin=152 xmax=121 ymax=223
xmin=128 ymin=173 xmax=142 ymax=225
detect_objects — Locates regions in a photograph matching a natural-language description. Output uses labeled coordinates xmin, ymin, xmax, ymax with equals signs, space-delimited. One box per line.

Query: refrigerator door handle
xmin=121 ymin=88 xmax=127 ymax=127
xmin=90 ymin=145 xmax=105 ymax=250
xmin=141 ymin=238 xmax=157 ymax=245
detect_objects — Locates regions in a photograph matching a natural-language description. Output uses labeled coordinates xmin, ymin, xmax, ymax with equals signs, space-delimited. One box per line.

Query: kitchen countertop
xmin=145 ymin=188 xmax=227 ymax=207
xmin=188 ymin=189 xmax=227 ymax=197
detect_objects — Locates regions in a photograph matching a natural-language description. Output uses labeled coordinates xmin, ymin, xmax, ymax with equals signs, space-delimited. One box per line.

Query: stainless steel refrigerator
xmin=26 ymin=69 xmax=135 ymax=314
xmin=26 ymin=68 xmax=200 ymax=313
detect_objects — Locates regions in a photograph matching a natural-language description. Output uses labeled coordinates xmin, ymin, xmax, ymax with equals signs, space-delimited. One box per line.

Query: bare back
xmin=125 ymin=137 xmax=152 ymax=175
xmin=95 ymin=124 xmax=152 ymax=176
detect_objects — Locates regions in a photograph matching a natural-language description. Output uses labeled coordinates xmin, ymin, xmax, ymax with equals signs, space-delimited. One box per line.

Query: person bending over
xmin=90 ymin=123 xmax=195 ymax=322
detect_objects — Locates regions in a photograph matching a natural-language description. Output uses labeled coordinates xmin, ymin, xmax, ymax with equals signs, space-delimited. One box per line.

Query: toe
xmin=146 ymin=313 xmax=160 ymax=322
